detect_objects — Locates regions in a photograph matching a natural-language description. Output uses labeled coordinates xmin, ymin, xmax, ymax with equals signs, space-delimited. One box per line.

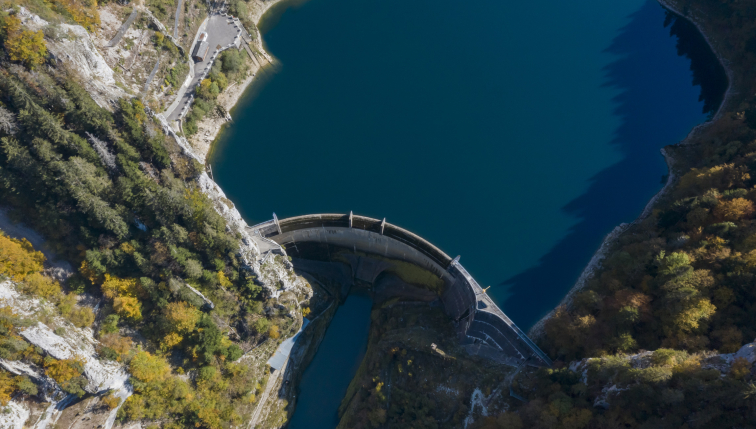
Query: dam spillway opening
xmin=249 ymin=213 xmax=553 ymax=369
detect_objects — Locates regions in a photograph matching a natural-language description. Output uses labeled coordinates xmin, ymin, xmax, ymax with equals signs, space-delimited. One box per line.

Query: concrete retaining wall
xmin=252 ymin=213 xmax=552 ymax=367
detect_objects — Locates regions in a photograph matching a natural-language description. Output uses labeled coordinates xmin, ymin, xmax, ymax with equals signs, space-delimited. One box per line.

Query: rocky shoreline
xmin=187 ymin=0 xmax=283 ymax=163
xmin=528 ymin=0 xmax=735 ymax=339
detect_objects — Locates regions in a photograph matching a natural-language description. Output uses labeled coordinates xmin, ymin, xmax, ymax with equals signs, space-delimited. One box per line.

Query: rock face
xmin=4 ymin=5 xmax=307 ymax=428
xmin=0 ymin=282 xmax=129 ymax=396
xmin=0 ymin=281 xmax=132 ymax=429
xmin=21 ymin=323 xmax=130 ymax=394
xmin=0 ymin=400 xmax=30 ymax=429
xmin=16 ymin=7 xmax=126 ymax=108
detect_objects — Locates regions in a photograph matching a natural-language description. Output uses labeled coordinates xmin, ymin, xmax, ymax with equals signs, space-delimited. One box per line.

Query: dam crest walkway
xmin=249 ymin=213 xmax=552 ymax=368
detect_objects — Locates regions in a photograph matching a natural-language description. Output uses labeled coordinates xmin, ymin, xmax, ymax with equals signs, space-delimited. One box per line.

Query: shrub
xmin=252 ymin=318 xmax=269 ymax=335
xmin=0 ymin=233 xmax=45 ymax=280
xmin=268 ymin=325 xmax=280 ymax=340
xmin=100 ymin=334 xmax=132 ymax=361
xmin=198 ymin=365 xmax=216 ymax=381
xmin=61 ymin=375 xmax=88 ymax=397
xmin=730 ymin=357 xmax=751 ymax=380
xmin=2 ymin=15 xmax=47 ymax=69
xmin=102 ymin=391 xmax=121 ymax=409
xmin=16 ymin=376 xmax=37 ymax=396
xmin=129 ymin=351 xmax=170 ymax=383
xmin=227 ymin=344 xmax=243 ymax=361
xmin=221 ymin=49 xmax=243 ymax=74
xmin=0 ymin=371 xmax=15 ymax=405
xmin=21 ymin=272 xmax=61 ymax=298
xmin=70 ymin=307 xmax=95 ymax=328
xmin=184 ymin=118 xmax=198 ymax=135
xmin=100 ymin=314 xmax=120 ymax=335
xmin=45 ymin=357 xmax=84 ymax=384
xmin=99 ymin=346 xmax=119 ymax=361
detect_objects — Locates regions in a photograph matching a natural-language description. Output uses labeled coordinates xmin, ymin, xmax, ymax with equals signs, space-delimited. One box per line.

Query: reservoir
xmin=210 ymin=0 xmax=726 ymax=426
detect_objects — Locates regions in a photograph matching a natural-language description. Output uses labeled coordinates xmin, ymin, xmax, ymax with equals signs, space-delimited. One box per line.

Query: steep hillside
xmin=0 ymin=0 xmax=311 ymax=427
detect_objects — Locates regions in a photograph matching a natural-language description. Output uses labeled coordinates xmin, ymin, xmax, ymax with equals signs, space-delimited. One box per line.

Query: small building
xmin=192 ymin=40 xmax=209 ymax=62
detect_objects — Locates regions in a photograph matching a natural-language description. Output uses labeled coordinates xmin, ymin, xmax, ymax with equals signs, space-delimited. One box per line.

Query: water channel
xmin=210 ymin=0 xmax=726 ymax=426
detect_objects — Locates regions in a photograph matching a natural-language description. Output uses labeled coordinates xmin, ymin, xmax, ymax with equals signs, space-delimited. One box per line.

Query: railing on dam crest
xmin=249 ymin=212 xmax=552 ymax=368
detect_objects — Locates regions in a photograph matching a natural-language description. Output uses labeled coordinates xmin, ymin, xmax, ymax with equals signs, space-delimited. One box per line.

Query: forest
xmin=3 ymin=0 xmax=756 ymax=427
xmin=469 ymin=0 xmax=756 ymax=428
xmin=0 ymin=1 xmax=290 ymax=426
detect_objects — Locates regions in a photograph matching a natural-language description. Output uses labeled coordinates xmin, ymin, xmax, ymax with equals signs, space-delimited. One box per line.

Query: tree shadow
xmin=496 ymin=0 xmax=728 ymax=329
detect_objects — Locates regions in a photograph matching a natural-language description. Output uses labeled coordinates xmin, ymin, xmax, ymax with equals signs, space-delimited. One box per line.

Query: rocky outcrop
xmin=16 ymin=7 xmax=126 ymax=109
xmin=0 ymin=401 xmax=30 ymax=429
xmin=0 ymin=281 xmax=131 ymax=429
xmin=21 ymin=323 xmax=130 ymax=394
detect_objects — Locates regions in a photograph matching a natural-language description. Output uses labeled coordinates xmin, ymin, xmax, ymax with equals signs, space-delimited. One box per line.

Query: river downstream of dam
xmin=210 ymin=0 xmax=726 ymax=426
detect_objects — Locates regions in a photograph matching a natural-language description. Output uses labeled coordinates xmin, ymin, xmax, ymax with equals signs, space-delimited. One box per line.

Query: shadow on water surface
xmin=498 ymin=0 xmax=728 ymax=329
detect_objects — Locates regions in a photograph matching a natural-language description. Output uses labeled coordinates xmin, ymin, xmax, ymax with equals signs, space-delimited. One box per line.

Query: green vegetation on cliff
xmin=480 ymin=1 xmax=756 ymax=428
xmin=0 ymin=3 xmax=300 ymax=427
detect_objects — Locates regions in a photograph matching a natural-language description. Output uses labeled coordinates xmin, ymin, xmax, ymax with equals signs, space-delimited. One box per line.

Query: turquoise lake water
xmin=210 ymin=0 xmax=726 ymax=426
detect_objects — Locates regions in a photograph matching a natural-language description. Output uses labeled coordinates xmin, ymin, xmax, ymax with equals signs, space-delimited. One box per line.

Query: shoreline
xmin=187 ymin=0 xmax=285 ymax=163
xmin=528 ymin=0 xmax=735 ymax=340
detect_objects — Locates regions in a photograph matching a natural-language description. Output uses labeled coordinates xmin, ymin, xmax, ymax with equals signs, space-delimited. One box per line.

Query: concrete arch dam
xmin=249 ymin=213 xmax=552 ymax=368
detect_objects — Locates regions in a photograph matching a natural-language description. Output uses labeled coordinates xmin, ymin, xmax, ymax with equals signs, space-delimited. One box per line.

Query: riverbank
xmin=187 ymin=0 xmax=283 ymax=162
xmin=528 ymin=0 xmax=735 ymax=340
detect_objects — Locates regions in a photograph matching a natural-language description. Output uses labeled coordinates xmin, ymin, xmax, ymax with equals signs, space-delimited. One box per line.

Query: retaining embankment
xmin=251 ymin=213 xmax=552 ymax=367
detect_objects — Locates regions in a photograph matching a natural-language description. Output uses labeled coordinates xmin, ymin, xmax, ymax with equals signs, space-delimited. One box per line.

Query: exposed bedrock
xmin=250 ymin=213 xmax=552 ymax=368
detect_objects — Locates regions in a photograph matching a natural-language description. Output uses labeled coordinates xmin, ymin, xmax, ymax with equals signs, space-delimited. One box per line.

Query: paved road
xmin=166 ymin=14 xmax=241 ymax=122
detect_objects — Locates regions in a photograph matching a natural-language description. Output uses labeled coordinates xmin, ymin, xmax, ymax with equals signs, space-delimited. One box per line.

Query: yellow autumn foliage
xmin=0 ymin=370 xmax=15 ymax=406
xmin=45 ymin=357 xmax=84 ymax=384
xmin=2 ymin=15 xmax=47 ymax=69
xmin=21 ymin=272 xmax=61 ymax=298
xmin=129 ymin=351 xmax=170 ymax=383
xmin=217 ymin=271 xmax=232 ymax=288
xmin=162 ymin=332 xmax=183 ymax=350
xmin=79 ymin=261 xmax=101 ymax=284
xmin=114 ymin=295 xmax=142 ymax=320
xmin=0 ymin=233 xmax=45 ymax=280
xmin=268 ymin=325 xmax=280 ymax=339
xmin=164 ymin=301 xmax=201 ymax=333
xmin=101 ymin=275 xmax=143 ymax=299
xmin=677 ymin=163 xmax=750 ymax=196
xmin=49 ymin=0 xmax=100 ymax=31
xmin=102 ymin=391 xmax=121 ymax=409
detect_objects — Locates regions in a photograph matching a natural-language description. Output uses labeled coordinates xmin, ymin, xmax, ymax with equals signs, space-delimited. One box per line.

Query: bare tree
xmin=86 ymin=132 xmax=117 ymax=170
xmin=0 ymin=106 xmax=18 ymax=135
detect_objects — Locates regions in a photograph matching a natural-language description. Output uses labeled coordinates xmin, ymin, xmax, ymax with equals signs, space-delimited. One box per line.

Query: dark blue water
xmin=211 ymin=0 xmax=724 ymax=426
xmin=287 ymin=293 xmax=372 ymax=428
